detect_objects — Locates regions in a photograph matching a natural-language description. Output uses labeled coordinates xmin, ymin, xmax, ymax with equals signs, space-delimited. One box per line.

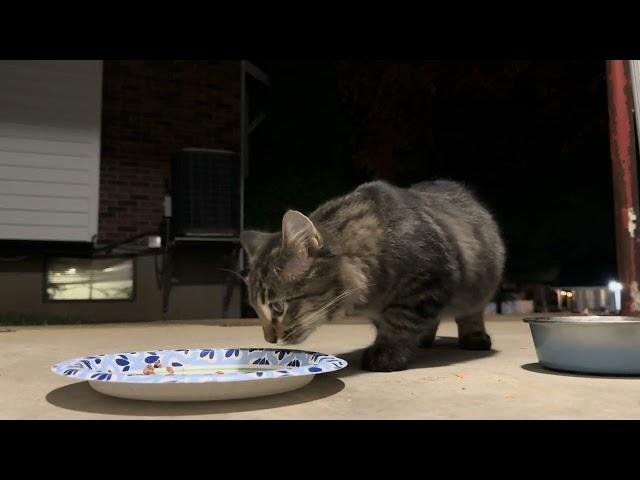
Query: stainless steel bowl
xmin=524 ymin=316 xmax=640 ymax=375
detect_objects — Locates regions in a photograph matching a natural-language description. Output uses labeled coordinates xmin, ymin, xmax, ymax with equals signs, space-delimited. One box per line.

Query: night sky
xmin=245 ymin=61 xmax=617 ymax=287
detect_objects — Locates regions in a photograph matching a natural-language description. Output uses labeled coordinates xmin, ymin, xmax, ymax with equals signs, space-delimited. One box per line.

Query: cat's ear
xmin=279 ymin=210 xmax=322 ymax=280
xmin=240 ymin=230 xmax=272 ymax=263
xmin=281 ymin=210 xmax=323 ymax=256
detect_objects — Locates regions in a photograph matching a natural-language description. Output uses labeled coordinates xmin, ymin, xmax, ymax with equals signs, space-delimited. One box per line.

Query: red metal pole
xmin=606 ymin=60 xmax=640 ymax=315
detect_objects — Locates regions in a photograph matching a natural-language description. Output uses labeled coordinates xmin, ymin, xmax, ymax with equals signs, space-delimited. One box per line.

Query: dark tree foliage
xmin=335 ymin=61 xmax=615 ymax=285
xmin=247 ymin=61 xmax=616 ymax=286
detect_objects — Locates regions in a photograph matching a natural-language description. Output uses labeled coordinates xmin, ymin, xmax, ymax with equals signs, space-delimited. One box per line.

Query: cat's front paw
xmin=361 ymin=344 xmax=410 ymax=372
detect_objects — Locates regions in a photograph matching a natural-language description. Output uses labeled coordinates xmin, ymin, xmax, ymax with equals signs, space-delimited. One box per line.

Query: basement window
xmin=45 ymin=257 xmax=135 ymax=301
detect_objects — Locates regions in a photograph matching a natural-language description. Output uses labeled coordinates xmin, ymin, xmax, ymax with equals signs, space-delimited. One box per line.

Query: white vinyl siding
xmin=0 ymin=60 xmax=102 ymax=242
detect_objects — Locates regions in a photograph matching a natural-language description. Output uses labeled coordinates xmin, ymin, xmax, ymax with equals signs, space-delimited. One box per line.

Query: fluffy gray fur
xmin=241 ymin=180 xmax=506 ymax=372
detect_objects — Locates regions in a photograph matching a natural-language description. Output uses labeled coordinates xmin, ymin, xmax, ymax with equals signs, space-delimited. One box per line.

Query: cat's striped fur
xmin=241 ymin=180 xmax=505 ymax=371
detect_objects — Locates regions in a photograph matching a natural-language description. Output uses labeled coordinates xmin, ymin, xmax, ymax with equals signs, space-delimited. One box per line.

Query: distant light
xmin=609 ymin=280 xmax=623 ymax=312
xmin=66 ymin=268 xmax=76 ymax=274
xmin=566 ymin=292 xmax=574 ymax=298
xmin=103 ymin=267 xmax=115 ymax=272
xmin=560 ymin=291 xmax=567 ymax=296
xmin=148 ymin=236 xmax=162 ymax=249
xmin=609 ymin=281 xmax=623 ymax=292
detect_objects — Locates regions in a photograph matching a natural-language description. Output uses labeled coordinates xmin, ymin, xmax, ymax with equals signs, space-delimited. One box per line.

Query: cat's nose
xmin=263 ymin=328 xmax=278 ymax=344
xmin=262 ymin=320 xmax=278 ymax=343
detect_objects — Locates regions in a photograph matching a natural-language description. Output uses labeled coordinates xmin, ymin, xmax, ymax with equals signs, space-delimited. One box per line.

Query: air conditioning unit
xmin=169 ymin=148 xmax=241 ymax=238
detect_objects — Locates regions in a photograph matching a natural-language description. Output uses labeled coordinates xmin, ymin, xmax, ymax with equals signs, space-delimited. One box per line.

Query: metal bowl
xmin=524 ymin=316 xmax=640 ymax=375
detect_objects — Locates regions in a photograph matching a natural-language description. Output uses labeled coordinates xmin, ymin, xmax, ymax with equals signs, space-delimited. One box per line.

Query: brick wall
xmin=98 ymin=60 xmax=241 ymax=244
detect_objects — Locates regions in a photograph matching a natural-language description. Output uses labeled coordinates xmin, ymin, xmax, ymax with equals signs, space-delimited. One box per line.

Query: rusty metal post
xmin=606 ymin=60 xmax=640 ymax=315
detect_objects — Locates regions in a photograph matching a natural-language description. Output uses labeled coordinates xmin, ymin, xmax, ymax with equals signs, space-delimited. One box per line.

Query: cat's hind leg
xmin=456 ymin=311 xmax=492 ymax=350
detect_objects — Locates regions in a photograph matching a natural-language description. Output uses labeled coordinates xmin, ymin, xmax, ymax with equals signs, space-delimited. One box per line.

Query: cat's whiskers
xmin=218 ymin=268 xmax=249 ymax=286
xmin=315 ymin=284 xmax=375 ymax=314
xmin=284 ymin=284 xmax=375 ymax=340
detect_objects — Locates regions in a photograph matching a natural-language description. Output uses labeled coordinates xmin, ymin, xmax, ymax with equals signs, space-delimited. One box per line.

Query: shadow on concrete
xmin=45 ymin=375 xmax=345 ymax=417
xmin=159 ymin=318 xmax=371 ymax=327
xmin=333 ymin=336 xmax=498 ymax=378
xmin=521 ymin=362 xmax=640 ymax=380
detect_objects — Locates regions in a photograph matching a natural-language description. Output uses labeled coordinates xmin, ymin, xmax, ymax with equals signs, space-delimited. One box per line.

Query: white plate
xmin=51 ymin=347 xmax=348 ymax=401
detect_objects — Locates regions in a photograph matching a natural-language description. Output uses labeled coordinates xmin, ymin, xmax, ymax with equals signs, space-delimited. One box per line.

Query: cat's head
xmin=241 ymin=210 xmax=342 ymax=345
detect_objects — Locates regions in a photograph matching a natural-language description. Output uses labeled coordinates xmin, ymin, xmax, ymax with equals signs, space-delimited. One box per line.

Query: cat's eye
xmin=270 ymin=300 xmax=285 ymax=316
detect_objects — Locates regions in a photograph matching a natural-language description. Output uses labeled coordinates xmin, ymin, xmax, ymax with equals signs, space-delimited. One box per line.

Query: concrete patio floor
xmin=1 ymin=315 xmax=639 ymax=419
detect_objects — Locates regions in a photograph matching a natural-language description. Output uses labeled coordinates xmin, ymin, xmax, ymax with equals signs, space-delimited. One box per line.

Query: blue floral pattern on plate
xmin=51 ymin=348 xmax=348 ymax=384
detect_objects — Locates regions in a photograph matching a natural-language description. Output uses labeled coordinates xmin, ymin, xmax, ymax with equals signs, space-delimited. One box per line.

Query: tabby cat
xmin=240 ymin=180 xmax=505 ymax=372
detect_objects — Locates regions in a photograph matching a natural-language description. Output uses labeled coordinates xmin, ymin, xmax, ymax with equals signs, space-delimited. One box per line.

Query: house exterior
xmin=0 ymin=60 xmax=266 ymax=322
xmin=553 ymin=286 xmax=619 ymax=313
